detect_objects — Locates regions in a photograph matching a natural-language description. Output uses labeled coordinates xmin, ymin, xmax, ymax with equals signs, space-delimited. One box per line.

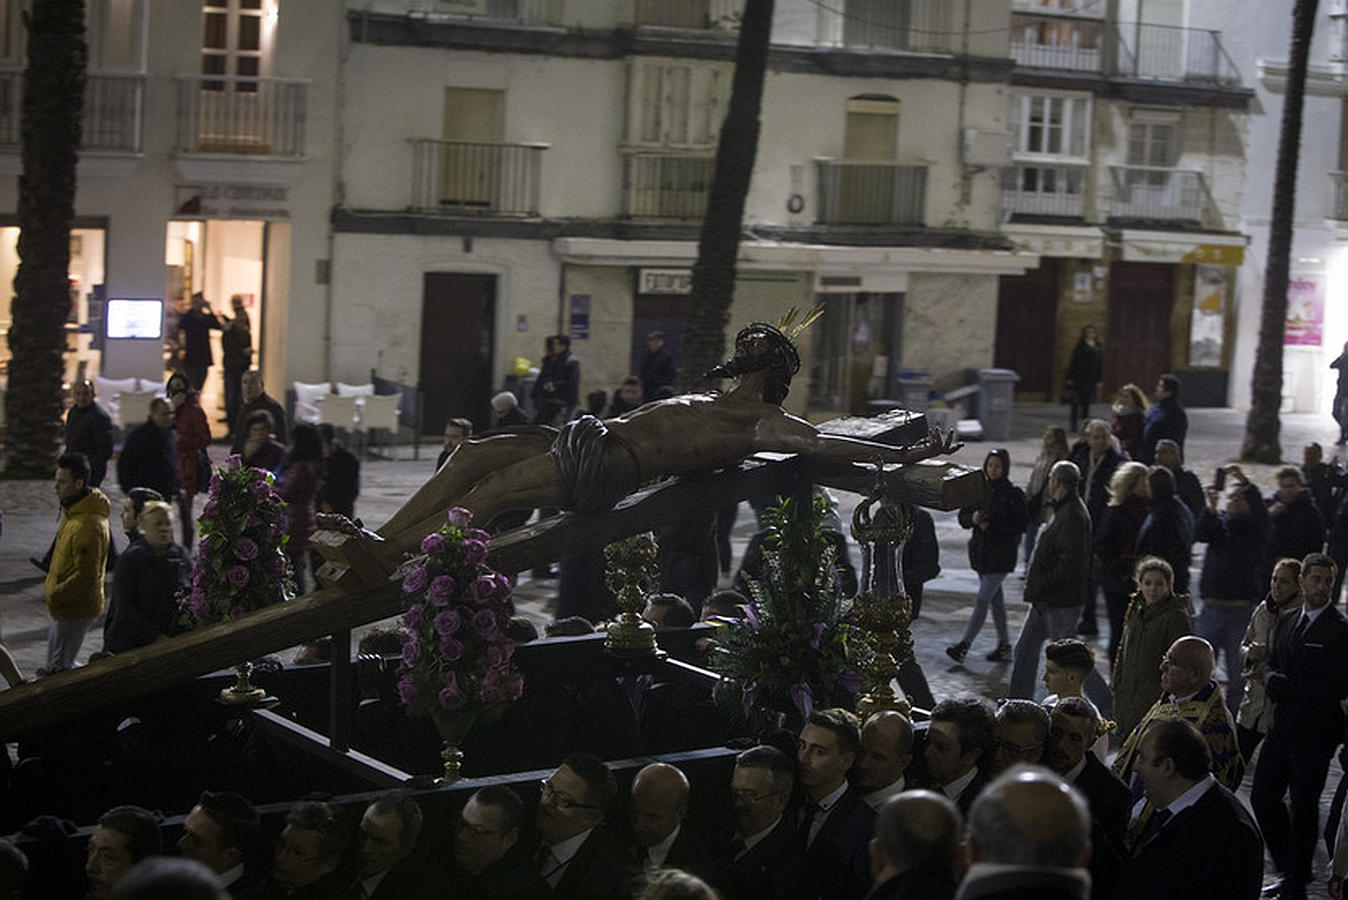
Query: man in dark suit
xmin=176 ymin=790 xmax=267 ymax=900
xmin=450 ymin=786 xmax=548 ymax=899
xmin=955 ymin=766 xmax=1092 ymax=900
xmin=318 ymin=423 xmax=360 ymax=519
xmin=268 ymin=801 xmax=349 ymax=899
xmin=727 ymin=745 xmax=809 ymax=900
xmin=852 ymin=711 xmax=915 ymax=810
xmin=924 ymin=696 xmax=995 ymax=815
xmin=797 ymin=708 xmax=876 ymax=900
xmin=534 ymin=752 xmax=636 ymax=899
xmin=1252 ymin=553 xmax=1348 ymax=900
xmin=1122 ymin=716 xmax=1263 ymax=899
xmin=864 ymin=791 xmax=961 ymax=900
xmin=1069 ymin=419 xmax=1123 ymax=637
xmin=231 ymin=370 xmax=288 ymax=454
xmin=351 ymin=792 xmax=435 ymax=899
xmin=630 ymin=762 xmax=724 ymax=888
xmin=1047 ymin=697 xmax=1130 ymax=900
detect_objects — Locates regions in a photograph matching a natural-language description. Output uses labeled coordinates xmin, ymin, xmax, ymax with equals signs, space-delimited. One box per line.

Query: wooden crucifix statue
xmin=316 ymin=322 xmax=961 ymax=584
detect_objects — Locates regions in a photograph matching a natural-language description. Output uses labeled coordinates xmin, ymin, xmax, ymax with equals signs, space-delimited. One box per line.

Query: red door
xmin=995 ymin=259 xmax=1059 ymax=396
xmin=1104 ymin=262 xmax=1172 ymax=397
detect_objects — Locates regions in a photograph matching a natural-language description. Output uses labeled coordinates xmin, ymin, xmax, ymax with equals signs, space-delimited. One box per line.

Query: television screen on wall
xmin=106 ymin=299 xmax=163 ymax=339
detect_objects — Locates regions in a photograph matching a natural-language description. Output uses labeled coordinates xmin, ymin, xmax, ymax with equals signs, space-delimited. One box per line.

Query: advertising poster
xmin=1285 ymin=275 xmax=1324 ymax=347
xmin=1187 ymin=265 xmax=1225 ymax=367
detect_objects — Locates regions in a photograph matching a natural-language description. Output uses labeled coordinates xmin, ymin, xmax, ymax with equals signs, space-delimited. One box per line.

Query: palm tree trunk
xmin=3 ymin=0 xmax=85 ymax=478
xmin=1241 ymin=0 xmax=1317 ymax=462
xmin=679 ymin=0 xmax=775 ymax=392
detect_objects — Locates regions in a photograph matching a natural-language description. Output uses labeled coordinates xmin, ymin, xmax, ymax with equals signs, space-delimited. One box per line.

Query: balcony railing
xmin=1109 ymin=165 xmax=1214 ymax=224
xmin=409 ymin=0 xmax=563 ymax=26
xmin=1009 ymin=16 xmax=1240 ymax=84
xmin=816 ymin=160 xmax=927 ymax=225
xmin=1001 ymin=164 xmax=1086 ymax=218
xmin=622 ymin=151 xmax=713 ymax=220
xmin=410 ymin=139 xmax=546 ymax=215
xmin=175 ymin=75 xmax=308 ymax=157
xmin=0 ymin=68 xmax=144 ymax=153
xmin=634 ymin=0 xmax=743 ymax=29
xmin=842 ymin=0 xmax=958 ymax=54
xmin=1331 ymin=172 xmax=1348 ymax=221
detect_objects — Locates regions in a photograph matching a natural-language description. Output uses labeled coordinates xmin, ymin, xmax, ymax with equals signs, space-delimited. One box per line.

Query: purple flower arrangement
xmin=396 ymin=507 xmax=523 ymax=721
xmin=707 ymin=495 xmax=863 ymax=725
xmin=181 ymin=455 xmax=293 ymax=628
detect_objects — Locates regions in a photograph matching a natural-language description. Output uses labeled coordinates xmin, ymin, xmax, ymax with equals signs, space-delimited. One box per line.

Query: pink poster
xmin=1284 ymin=276 xmax=1324 ymax=346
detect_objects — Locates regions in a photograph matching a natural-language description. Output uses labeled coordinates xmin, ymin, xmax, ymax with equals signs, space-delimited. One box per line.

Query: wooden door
xmin=420 ymin=273 xmax=495 ymax=434
xmin=994 ymin=259 xmax=1059 ymax=395
xmin=1104 ymin=261 xmax=1172 ymax=395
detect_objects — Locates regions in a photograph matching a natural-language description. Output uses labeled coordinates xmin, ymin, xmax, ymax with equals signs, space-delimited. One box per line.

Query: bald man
xmin=868 ymin=791 xmax=961 ymax=900
xmin=956 ymin=766 xmax=1092 ymax=899
xmin=629 ymin=763 xmax=723 ymax=888
xmin=852 ymin=712 xmax=915 ymax=810
xmin=1112 ymin=636 xmax=1245 ymax=793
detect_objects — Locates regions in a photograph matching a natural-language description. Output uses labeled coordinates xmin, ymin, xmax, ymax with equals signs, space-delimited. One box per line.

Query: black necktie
xmin=1292 ymin=614 xmax=1310 ymax=643
xmin=1136 ymin=807 xmax=1172 ymax=848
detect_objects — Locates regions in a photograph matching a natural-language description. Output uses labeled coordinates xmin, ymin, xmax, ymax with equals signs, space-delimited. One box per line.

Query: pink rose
xmin=463 ymin=539 xmax=488 ymax=565
xmin=438 ymin=684 xmax=465 ymax=711
xmin=403 ymin=606 xmax=424 ymax=630
xmin=421 ymin=533 xmax=446 ymax=556
xmin=479 ymin=681 xmax=504 ymax=704
xmin=234 ymin=537 xmax=259 ymax=561
xmin=250 ymin=479 xmax=271 ymax=499
xmin=401 ymin=564 xmax=429 ymax=594
xmin=465 ymin=528 xmax=491 ymax=544
xmin=439 ymin=636 xmax=464 ymax=662
xmin=227 ymin=565 xmax=250 ymax=589
xmin=226 ymin=454 xmax=243 ymax=472
xmin=472 ymin=609 xmax=497 ymax=639
xmin=397 ymin=674 xmax=417 ymax=705
xmin=401 ymin=641 xmax=421 ymax=667
xmin=201 ymin=499 xmax=219 ymax=520
xmin=448 ymin=507 xmax=473 ymax=528
xmin=434 ymin=609 xmax=461 ymax=636
xmin=426 ymin=576 xmax=455 ymax=606
xmin=471 ymin=576 xmax=497 ymax=603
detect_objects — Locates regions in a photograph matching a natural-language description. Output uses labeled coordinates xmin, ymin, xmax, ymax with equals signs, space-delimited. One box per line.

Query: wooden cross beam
xmin=0 ymin=412 xmax=984 ymax=739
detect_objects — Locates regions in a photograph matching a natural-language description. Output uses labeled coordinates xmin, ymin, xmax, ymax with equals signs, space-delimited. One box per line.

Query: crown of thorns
xmin=704 ymin=322 xmax=801 ymax=380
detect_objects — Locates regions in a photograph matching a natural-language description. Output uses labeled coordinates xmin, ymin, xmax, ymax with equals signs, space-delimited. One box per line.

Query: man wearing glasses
xmin=450 ymin=786 xmax=546 ymax=898
xmin=1112 ymin=635 xmax=1245 ymax=794
xmin=533 ymin=752 xmax=635 ymax=899
xmin=726 ymin=745 xmax=808 ymax=900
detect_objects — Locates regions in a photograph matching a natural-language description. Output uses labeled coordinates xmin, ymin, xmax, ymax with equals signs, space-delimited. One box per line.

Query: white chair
xmin=336 ymin=381 xmax=375 ymax=398
xmin=357 ymin=393 xmax=401 ymax=458
xmin=319 ymin=394 xmax=359 ymax=438
xmin=117 ymin=391 xmax=161 ymax=427
xmin=292 ymin=381 xmax=332 ymax=425
xmin=94 ymin=376 xmax=140 ymax=427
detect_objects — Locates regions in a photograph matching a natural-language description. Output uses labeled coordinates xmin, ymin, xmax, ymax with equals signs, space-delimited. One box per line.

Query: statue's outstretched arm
xmin=808 ymin=427 xmax=963 ymax=465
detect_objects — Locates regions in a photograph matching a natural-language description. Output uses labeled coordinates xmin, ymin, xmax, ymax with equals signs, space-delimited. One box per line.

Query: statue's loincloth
xmin=549 ymin=415 xmax=644 ymax=514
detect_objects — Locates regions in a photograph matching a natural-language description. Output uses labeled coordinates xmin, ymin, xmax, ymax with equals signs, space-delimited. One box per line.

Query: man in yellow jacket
xmin=43 ymin=452 xmax=110 ymax=673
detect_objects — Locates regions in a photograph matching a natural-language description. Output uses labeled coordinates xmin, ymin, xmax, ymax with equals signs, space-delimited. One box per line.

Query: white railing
xmin=1009 ymin=12 xmax=1105 ymax=71
xmin=634 ymin=0 xmax=743 ymax=29
xmin=0 ymin=68 xmax=144 ymax=153
xmin=842 ymin=0 xmax=957 ymax=54
xmin=408 ymin=0 xmax=563 ymax=24
xmin=410 ymin=139 xmax=546 ymax=215
xmin=622 ymin=151 xmax=714 ymax=220
xmin=1331 ymin=172 xmax=1348 ymax=221
xmin=1001 ymin=163 xmax=1086 ymax=217
xmin=815 ymin=160 xmax=927 ymax=225
xmin=1116 ymin=22 xmax=1241 ymax=84
xmin=175 ymin=75 xmax=308 ymax=158
xmin=1109 ymin=165 xmax=1213 ymax=224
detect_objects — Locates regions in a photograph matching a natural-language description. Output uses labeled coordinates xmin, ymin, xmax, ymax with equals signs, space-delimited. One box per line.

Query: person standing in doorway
xmin=177 ymin=292 xmax=222 ymax=393
xmin=532 ymin=334 xmax=580 ymax=420
xmin=1333 ymin=340 xmax=1348 ymax=447
xmin=640 ymin=330 xmax=678 ymax=402
xmin=220 ymin=294 xmax=252 ymax=437
xmin=1065 ymin=325 xmax=1103 ymax=432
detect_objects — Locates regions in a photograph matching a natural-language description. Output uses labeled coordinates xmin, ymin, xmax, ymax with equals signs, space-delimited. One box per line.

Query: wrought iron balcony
xmin=1331 ymin=172 xmax=1348 ymax=221
xmin=633 ymin=0 xmax=743 ymax=30
xmin=410 ymin=139 xmax=546 ymax=216
xmin=1001 ymin=164 xmax=1087 ymax=218
xmin=622 ymin=151 xmax=713 ymax=220
xmin=0 ymin=68 xmax=144 ymax=153
xmin=815 ymin=160 xmax=927 ymax=226
xmin=1109 ymin=165 xmax=1216 ymax=225
xmin=841 ymin=0 xmax=958 ymax=54
xmin=1010 ymin=14 xmax=1240 ymax=84
xmin=175 ymin=75 xmax=308 ymax=157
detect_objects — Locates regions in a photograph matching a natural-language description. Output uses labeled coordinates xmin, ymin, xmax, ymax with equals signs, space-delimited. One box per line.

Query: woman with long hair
xmin=1094 ymin=461 xmax=1151 ymax=665
xmin=280 ymin=423 xmax=324 ymax=594
xmin=1236 ymin=557 xmax=1301 ymax=761
xmin=165 ymin=371 xmax=211 ymax=549
xmin=1110 ymin=383 xmax=1147 ymax=460
xmin=1064 ymin=325 xmax=1103 ymax=431
xmin=1022 ymin=425 xmax=1070 ymax=571
xmin=1110 ymin=556 xmax=1192 ymax=740
xmin=948 ymin=448 xmax=1028 ymax=664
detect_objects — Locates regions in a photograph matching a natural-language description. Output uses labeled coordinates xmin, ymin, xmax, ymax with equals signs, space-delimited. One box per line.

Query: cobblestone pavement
xmin=2 ymin=401 xmax=1345 ymax=893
